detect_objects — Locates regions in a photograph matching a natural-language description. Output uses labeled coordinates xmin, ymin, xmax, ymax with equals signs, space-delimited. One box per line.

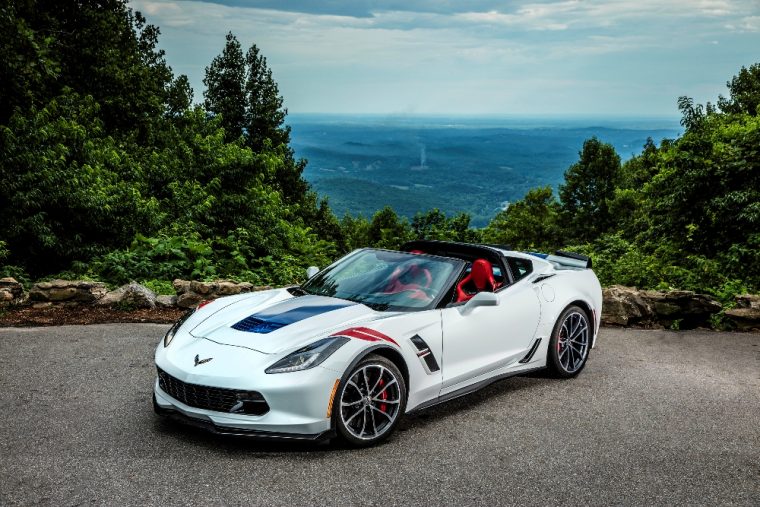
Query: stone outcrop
xmin=9 ymin=276 xmax=756 ymax=331
xmin=602 ymin=286 xmax=722 ymax=329
xmin=29 ymin=279 xmax=107 ymax=303
xmin=725 ymin=294 xmax=760 ymax=330
xmin=96 ymin=282 xmax=157 ymax=309
xmin=156 ymin=295 xmax=178 ymax=308
xmin=601 ymin=285 xmax=653 ymax=326
xmin=641 ymin=289 xmax=722 ymax=328
xmin=172 ymin=279 xmax=272 ymax=309
xmin=0 ymin=277 xmax=26 ymax=306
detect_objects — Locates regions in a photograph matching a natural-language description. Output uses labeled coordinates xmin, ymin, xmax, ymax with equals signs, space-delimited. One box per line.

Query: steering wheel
xmin=395 ymin=286 xmax=436 ymax=301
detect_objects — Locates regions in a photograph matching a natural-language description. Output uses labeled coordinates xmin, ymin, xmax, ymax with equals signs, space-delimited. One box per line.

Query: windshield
xmin=301 ymin=249 xmax=464 ymax=311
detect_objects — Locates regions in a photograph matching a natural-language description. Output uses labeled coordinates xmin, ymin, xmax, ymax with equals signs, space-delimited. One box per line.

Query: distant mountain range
xmin=288 ymin=114 xmax=682 ymax=227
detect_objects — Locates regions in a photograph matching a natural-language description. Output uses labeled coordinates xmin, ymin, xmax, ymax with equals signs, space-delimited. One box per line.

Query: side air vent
xmin=409 ymin=334 xmax=440 ymax=373
xmin=518 ymin=338 xmax=542 ymax=364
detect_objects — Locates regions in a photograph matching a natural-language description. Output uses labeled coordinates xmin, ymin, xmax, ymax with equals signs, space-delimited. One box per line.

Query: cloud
xmin=131 ymin=0 xmax=760 ymax=115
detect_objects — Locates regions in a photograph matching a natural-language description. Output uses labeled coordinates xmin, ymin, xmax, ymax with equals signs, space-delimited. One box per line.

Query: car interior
xmin=400 ymin=241 xmax=517 ymax=306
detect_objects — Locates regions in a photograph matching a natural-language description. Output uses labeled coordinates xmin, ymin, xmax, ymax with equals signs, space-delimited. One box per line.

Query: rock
xmin=172 ymin=279 xmax=191 ymax=295
xmin=640 ymin=289 xmax=722 ymax=329
xmin=29 ymin=280 xmax=107 ymax=303
xmin=32 ymin=302 xmax=53 ymax=309
xmin=725 ymin=294 xmax=760 ymax=330
xmin=176 ymin=292 xmax=203 ymax=309
xmin=97 ymin=282 xmax=156 ymax=309
xmin=172 ymin=279 xmax=269 ymax=308
xmin=156 ymin=295 xmax=177 ymax=308
xmin=601 ymin=285 xmax=723 ymax=328
xmin=734 ymin=294 xmax=760 ymax=310
xmin=601 ymin=285 xmax=654 ymax=326
xmin=0 ymin=277 xmax=25 ymax=305
xmin=217 ymin=280 xmax=253 ymax=296
xmin=189 ymin=280 xmax=214 ymax=296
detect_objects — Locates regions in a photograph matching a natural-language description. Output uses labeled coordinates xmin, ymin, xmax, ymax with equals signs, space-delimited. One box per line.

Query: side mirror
xmin=459 ymin=291 xmax=499 ymax=315
xmin=306 ymin=266 xmax=320 ymax=279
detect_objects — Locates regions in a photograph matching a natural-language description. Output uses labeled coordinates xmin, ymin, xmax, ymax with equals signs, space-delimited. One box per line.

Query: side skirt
xmin=406 ymin=366 xmax=544 ymax=414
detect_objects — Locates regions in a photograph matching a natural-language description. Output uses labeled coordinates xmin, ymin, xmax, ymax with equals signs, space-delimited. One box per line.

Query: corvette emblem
xmin=194 ymin=354 xmax=213 ymax=367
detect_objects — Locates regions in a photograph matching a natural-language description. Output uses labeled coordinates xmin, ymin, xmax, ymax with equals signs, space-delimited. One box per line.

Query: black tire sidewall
xmin=334 ymin=354 xmax=407 ymax=447
xmin=547 ymin=305 xmax=590 ymax=378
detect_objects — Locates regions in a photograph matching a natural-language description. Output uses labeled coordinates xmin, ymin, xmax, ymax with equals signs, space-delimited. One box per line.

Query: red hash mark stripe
xmin=331 ymin=327 xmax=399 ymax=347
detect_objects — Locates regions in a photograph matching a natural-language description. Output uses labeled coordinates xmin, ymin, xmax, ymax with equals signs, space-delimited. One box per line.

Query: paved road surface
xmin=1 ymin=325 xmax=758 ymax=506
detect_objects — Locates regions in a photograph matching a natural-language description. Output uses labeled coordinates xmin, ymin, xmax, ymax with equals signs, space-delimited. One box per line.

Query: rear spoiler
xmin=526 ymin=250 xmax=592 ymax=269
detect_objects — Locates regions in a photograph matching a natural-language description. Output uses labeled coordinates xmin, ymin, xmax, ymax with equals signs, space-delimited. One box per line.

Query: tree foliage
xmin=0 ymin=1 xmax=757 ymax=300
xmin=558 ymin=137 xmax=621 ymax=242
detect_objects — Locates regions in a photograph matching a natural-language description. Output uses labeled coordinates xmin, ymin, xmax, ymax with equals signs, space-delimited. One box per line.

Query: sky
xmin=130 ymin=0 xmax=760 ymax=116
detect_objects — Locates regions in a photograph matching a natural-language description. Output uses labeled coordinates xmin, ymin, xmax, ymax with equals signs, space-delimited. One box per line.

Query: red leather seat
xmin=456 ymin=258 xmax=496 ymax=302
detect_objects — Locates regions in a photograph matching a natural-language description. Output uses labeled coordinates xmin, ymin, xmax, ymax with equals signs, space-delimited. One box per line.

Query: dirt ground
xmin=0 ymin=305 xmax=185 ymax=327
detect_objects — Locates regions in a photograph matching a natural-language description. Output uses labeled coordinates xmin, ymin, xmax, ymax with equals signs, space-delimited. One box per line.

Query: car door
xmin=439 ymin=279 xmax=542 ymax=394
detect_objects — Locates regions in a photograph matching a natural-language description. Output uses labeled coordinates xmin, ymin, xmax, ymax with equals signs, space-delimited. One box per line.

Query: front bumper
xmin=153 ymin=381 xmax=335 ymax=440
xmin=153 ymin=391 xmax=334 ymax=441
xmin=154 ymin=336 xmax=340 ymax=440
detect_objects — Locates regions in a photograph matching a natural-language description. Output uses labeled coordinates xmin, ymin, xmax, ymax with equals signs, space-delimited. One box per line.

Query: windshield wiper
xmin=339 ymin=293 xmax=390 ymax=311
xmin=362 ymin=301 xmax=390 ymax=311
xmin=287 ymin=286 xmax=311 ymax=297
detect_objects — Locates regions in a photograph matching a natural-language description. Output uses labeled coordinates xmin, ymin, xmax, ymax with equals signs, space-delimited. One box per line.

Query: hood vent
xmin=232 ymin=316 xmax=286 ymax=334
xmin=230 ymin=299 xmax=356 ymax=334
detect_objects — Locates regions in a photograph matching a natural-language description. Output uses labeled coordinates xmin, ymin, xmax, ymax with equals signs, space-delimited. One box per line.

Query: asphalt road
xmin=1 ymin=324 xmax=758 ymax=506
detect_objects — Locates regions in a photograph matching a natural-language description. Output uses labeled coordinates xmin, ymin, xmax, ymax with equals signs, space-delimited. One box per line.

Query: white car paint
xmin=154 ymin=245 xmax=602 ymax=439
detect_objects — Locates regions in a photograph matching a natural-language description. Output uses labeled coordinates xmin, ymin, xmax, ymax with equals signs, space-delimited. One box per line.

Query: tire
xmin=546 ymin=305 xmax=591 ymax=378
xmin=335 ymin=354 xmax=407 ymax=447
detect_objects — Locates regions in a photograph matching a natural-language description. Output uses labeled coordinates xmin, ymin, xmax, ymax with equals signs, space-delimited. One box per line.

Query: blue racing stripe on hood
xmin=231 ymin=298 xmax=356 ymax=334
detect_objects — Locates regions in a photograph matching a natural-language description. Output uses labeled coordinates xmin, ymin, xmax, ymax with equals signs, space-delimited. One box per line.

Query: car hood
xmin=188 ymin=291 xmax=386 ymax=354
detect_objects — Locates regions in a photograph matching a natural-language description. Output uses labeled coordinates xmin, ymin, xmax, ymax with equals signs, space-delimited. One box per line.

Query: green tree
xmin=244 ymin=44 xmax=290 ymax=150
xmin=411 ymin=209 xmax=479 ymax=243
xmin=718 ymin=63 xmax=760 ymax=116
xmin=203 ymin=32 xmax=246 ymax=142
xmin=558 ymin=137 xmax=621 ymax=243
xmin=367 ymin=207 xmax=412 ymax=249
xmin=483 ymin=186 xmax=560 ymax=250
xmin=0 ymin=91 xmax=159 ymax=275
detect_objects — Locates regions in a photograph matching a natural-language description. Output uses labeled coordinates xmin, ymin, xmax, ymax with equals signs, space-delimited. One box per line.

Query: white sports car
xmin=154 ymin=240 xmax=602 ymax=446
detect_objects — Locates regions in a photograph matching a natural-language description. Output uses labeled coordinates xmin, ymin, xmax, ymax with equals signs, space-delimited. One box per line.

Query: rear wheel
xmin=335 ymin=354 xmax=407 ymax=447
xmin=546 ymin=305 xmax=591 ymax=378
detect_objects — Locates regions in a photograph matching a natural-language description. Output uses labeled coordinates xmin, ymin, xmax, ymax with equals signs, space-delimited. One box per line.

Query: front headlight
xmin=265 ymin=336 xmax=350 ymax=374
xmin=163 ymin=310 xmax=194 ymax=348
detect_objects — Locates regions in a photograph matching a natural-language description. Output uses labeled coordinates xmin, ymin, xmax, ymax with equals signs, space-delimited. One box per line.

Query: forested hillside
xmin=1 ymin=1 xmax=758 ymax=309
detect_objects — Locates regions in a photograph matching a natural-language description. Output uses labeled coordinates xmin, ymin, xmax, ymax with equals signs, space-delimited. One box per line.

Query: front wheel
xmin=546 ymin=305 xmax=591 ymax=378
xmin=335 ymin=354 xmax=407 ymax=447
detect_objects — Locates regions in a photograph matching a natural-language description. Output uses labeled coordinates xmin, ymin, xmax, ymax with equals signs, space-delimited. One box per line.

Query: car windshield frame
xmin=300 ymin=248 xmax=466 ymax=312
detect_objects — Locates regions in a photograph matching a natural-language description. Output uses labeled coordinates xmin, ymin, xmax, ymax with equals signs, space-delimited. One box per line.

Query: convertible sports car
xmin=154 ymin=240 xmax=602 ymax=446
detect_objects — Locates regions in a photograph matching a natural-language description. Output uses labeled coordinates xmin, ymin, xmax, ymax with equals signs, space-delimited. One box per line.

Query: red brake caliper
xmin=378 ymin=378 xmax=388 ymax=413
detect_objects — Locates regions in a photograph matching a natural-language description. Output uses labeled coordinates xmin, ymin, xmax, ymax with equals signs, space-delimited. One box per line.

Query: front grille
xmin=157 ymin=367 xmax=269 ymax=416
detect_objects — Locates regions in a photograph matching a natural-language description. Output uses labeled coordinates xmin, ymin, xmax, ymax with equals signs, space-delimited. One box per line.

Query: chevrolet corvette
xmin=153 ymin=240 xmax=602 ymax=446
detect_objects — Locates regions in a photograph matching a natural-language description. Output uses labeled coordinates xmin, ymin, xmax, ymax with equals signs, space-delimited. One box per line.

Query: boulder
xmin=156 ymin=295 xmax=178 ymax=308
xmin=176 ymin=292 xmax=203 ymax=309
xmin=29 ymin=280 xmax=107 ymax=303
xmin=97 ymin=282 xmax=156 ymax=309
xmin=601 ymin=285 xmax=654 ymax=326
xmin=725 ymin=294 xmax=760 ymax=331
xmin=172 ymin=279 xmax=191 ymax=295
xmin=641 ymin=289 xmax=722 ymax=329
xmin=173 ymin=279 xmax=271 ymax=308
xmin=601 ymin=286 xmax=723 ymax=328
xmin=0 ymin=277 xmax=26 ymax=306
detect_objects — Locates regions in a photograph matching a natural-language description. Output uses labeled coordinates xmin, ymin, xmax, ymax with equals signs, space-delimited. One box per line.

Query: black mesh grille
xmin=157 ymin=367 xmax=269 ymax=415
